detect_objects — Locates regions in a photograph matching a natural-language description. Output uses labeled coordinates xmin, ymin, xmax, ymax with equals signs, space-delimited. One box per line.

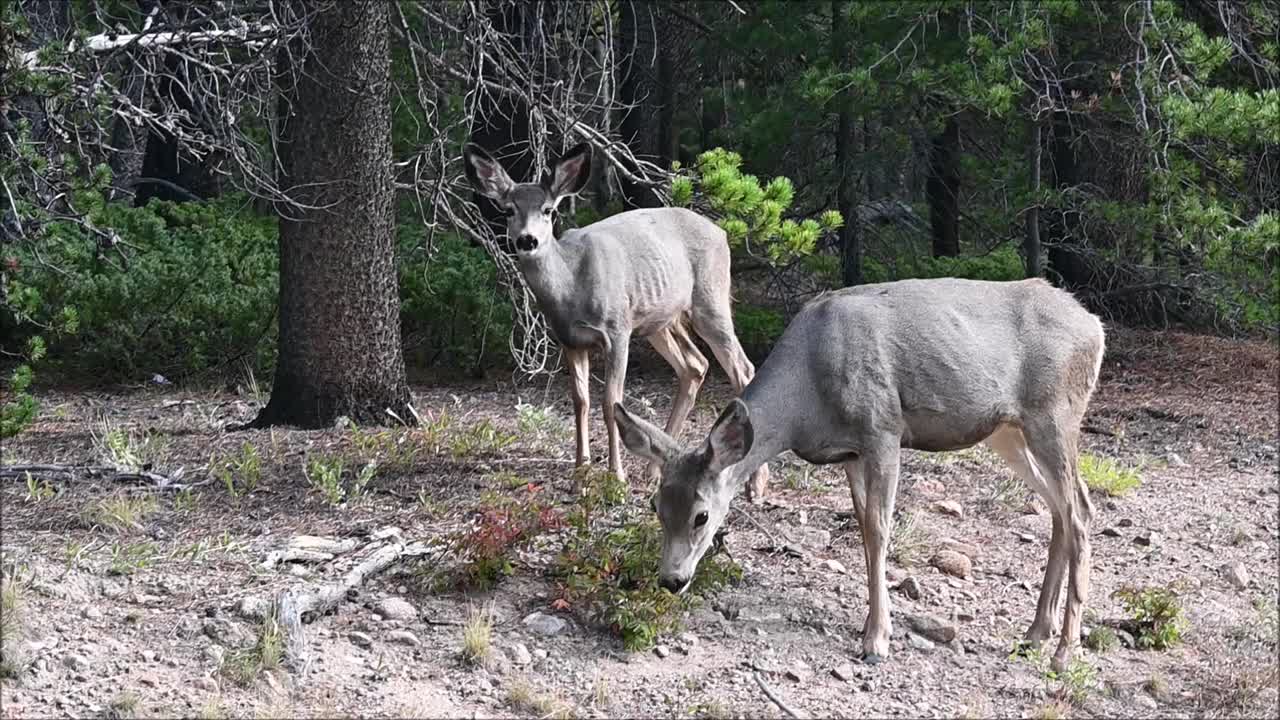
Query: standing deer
xmin=615 ymin=277 xmax=1106 ymax=671
xmin=462 ymin=142 xmax=769 ymax=498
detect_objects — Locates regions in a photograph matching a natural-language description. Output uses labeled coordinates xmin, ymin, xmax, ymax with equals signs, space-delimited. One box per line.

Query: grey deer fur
xmin=616 ymin=277 xmax=1106 ymax=671
xmin=462 ymin=142 xmax=768 ymax=496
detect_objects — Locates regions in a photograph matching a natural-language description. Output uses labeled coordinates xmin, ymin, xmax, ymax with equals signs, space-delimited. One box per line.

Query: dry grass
xmin=460 ymin=604 xmax=493 ymax=667
xmin=86 ymin=493 xmax=158 ymax=532
xmin=889 ymin=510 xmax=929 ymax=566
xmin=0 ymin=575 xmax=28 ymax=678
xmin=106 ymin=690 xmax=141 ymax=719
xmin=506 ymin=677 xmax=573 ymax=719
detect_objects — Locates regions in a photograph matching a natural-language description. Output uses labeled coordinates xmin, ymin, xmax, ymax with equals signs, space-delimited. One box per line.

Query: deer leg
xmin=566 ymin=349 xmax=591 ymax=468
xmin=692 ymin=310 xmax=769 ymax=502
xmin=601 ymin=335 xmax=632 ymax=484
xmin=986 ymin=425 xmax=1066 ymax=648
xmin=646 ymin=324 xmax=709 ymax=484
xmin=858 ymin=444 xmax=901 ymax=664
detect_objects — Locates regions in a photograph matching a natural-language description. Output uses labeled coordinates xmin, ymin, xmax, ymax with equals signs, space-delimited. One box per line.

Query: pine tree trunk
xmin=832 ymin=2 xmax=861 ymax=286
xmin=1025 ymin=117 xmax=1043 ymax=278
xmin=926 ymin=117 xmax=960 ymax=257
xmin=249 ymin=0 xmax=409 ymax=429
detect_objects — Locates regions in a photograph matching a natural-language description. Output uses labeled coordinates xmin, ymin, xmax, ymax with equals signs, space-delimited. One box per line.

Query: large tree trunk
xmin=616 ymin=0 xmax=660 ymax=209
xmin=250 ymin=0 xmax=409 ymax=429
xmin=831 ymin=2 xmax=861 ymax=286
xmin=926 ymin=116 xmax=960 ymax=257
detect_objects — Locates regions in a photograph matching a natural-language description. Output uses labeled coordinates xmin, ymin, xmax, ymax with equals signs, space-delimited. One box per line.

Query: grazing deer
xmin=615 ymin=277 xmax=1105 ymax=671
xmin=462 ymin=142 xmax=768 ymax=498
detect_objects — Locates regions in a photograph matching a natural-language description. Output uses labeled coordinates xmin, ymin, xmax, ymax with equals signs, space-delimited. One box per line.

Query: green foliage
xmin=674 ymin=148 xmax=842 ymax=265
xmin=449 ymin=419 xmax=517 ymax=458
xmin=1114 ymin=585 xmax=1189 ymax=650
xmin=863 ymin=246 xmax=1026 ymax=285
xmin=1084 ymin=626 xmax=1119 ymax=653
xmin=0 ymin=365 xmax=38 ymax=438
xmin=732 ymin=304 xmax=786 ymax=360
xmin=211 ymin=442 xmax=262 ymax=498
xmin=444 ymin=485 xmax=561 ymax=591
xmin=1079 ymin=454 xmax=1142 ymax=497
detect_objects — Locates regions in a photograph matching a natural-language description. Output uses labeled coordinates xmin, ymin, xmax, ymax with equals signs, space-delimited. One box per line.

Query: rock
xmin=895 ymin=577 xmax=923 ymax=600
xmin=388 ymin=630 xmax=420 ymax=646
xmin=831 ymin=663 xmax=857 ymax=682
xmin=1017 ymin=533 xmax=1036 ymax=543
xmin=939 ymin=539 xmax=980 ymax=559
xmin=820 ymin=559 xmax=848 ymax=574
xmin=907 ymin=633 xmax=935 ymax=652
xmin=237 ymin=597 xmax=271 ymax=621
xmin=916 ymin=480 xmax=946 ymax=497
xmin=522 ymin=612 xmax=567 ymax=636
xmin=1167 ymin=452 xmax=1187 ymax=467
xmin=1224 ymin=562 xmax=1250 ymax=590
xmin=1117 ymin=629 xmax=1137 ymax=649
xmin=1133 ymin=531 xmax=1160 ymax=547
xmin=140 ymin=650 xmax=157 ymax=663
xmin=785 ymin=661 xmax=812 ymax=683
xmin=81 ymin=607 xmax=103 ymax=621
xmin=677 ymin=632 xmax=698 ymax=648
xmin=1101 ymin=527 xmax=1122 ymax=538
xmin=532 ymin=648 xmax=548 ymax=661
xmin=510 ymin=643 xmax=532 ymax=666
xmin=202 ymin=645 xmax=225 ymax=666
xmin=373 ymin=597 xmax=417 ymax=621
xmin=138 ymin=674 xmax=159 ymax=687
xmin=1117 ymin=518 xmax=1134 ymax=528
xmin=1136 ymin=693 xmax=1158 ymax=710
xmin=784 ymin=525 xmax=831 ymax=550
xmin=654 ymin=645 xmax=671 ymax=659
xmin=348 ymin=631 xmax=374 ymax=648
xmin=195 ymin=676 xmax=218 ymax=692
xmin=904 ymin=614 xmax=958 ymax=644
xmin=61 ymin=654 xmax=90 ymax=672
xmin=202 ymin=620 xmax=250 ymax=649
xmin=931 ymin=500 xmax=964 ymax=519
xmin=1022 ymin=502 xmax=1044 ymax=516
xmin=956 ymin=611 xmax=975 ymax=622
xmin=930 ymin=550 xmax=972 ymax=579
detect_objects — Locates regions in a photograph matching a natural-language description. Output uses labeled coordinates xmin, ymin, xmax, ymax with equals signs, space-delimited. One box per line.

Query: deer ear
xmin=615 ymin=403 xmax=678 ymax=466
xmin=463 ymin=144 xmax=514 ymax=201
xmin=547 ymin=142 xmax=592 ymax=202
xmin=706 ymin=399 xmax=753 ymax=472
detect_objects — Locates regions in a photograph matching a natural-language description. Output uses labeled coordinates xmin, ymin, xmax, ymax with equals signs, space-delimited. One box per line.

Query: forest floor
xmin=1 ymin=327 xmax=1277 ymax=720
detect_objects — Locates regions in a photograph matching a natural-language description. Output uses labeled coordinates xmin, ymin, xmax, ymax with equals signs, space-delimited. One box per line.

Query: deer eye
xmin=694 ymin=511 xmax=709 ymax=528
xmin=501 ymin=206 xmax=515 ymax=217
xmin=541 ymin=207 xmax=553 ymax=217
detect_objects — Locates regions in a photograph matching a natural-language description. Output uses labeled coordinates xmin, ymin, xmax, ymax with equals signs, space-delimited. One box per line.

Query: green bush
xmin=398 ymin=230 xmax=513 ymax=374
xmin=5 ymin=195 xmax=279 ymax=381
xmin=863 ymin=246 xmax=1025 ymax=284
xmin=733 ymin=304 xmax=786 ymax=360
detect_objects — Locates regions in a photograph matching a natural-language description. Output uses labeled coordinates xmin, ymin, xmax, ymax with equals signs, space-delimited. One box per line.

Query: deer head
xmin=462 ymin=142 xmax=592 ymax=255
xmin=614 ymin=400 xmax=755 ymax=593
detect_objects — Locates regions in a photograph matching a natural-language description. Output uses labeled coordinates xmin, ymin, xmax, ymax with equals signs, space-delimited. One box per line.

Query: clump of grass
xmin=107 ymin=691 xmax=141 ymax=719
xmin=1079 ymin=453 xmax=1141 ymax=497
xmin=211 ymin=442 xmax=262 ymax=498
xmin=506 ymin=678 xmax=573 ymax=720
xmin=88 ymin=493 xmax=158 ymax=532
xmin=1084 ymin=626 xmax=1119 ymax=653
xmin=460 ymin=605 xmax=493 ymax=668
xmin=196 ymin=699 xmax=228 ymax=720
xmin=1014 ymin=646 xmax=1098 ymax=706
xmin=694 ymin=700 xmax=731 ymax=720
xmin=450 ymin=419 xmax=516 ymax=458
xmin=93 ymin=419 xmax=163 ymax=472
xmin=24 ymin=472 xmax=56 ymax=502
xmin=1113 ymin=584 xmax=1188 ymax=650
xmin=303 ymin=454 xmax=377 ymax=506
xmin=983 ymin=469 xmax=1026 ymax=513
xmin=1 ymin=576 xmax=29 ymax=678
xmin=889 ymin=510 xmax=929 ymax=566
xmin=1030 ymin=700 xmax=1071 ymax=720
xmin=516 ymin=400 xmax=569 ymax=447
xmin=174 ymin=488 xmax=200 ymax=513
xmin=1143 ymin=673 xmax=1168 ymax=700
xmin=221 ymin=612 xmax=284 ymax=686
xmin=107 ymin=542 xmax=157 ymax=576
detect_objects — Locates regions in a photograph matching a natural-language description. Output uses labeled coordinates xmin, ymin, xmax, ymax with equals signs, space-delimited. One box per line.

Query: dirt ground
xmin=1 ymin=326 xmax=1277 ymax=719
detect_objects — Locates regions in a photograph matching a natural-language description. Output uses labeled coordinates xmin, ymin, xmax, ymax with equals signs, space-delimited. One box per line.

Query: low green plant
xmin=732 ymin=304 xmax=786 ymax=360
xmin=108 ymin=542 xmax=157 ymax=576
xmin=1079 ymin=454 xmax=1142 ymax=497
xmin=221 ymin=611 xmax=283 ymax=686
xmin=349 ymin=427 xmax=419 ymax=475
xmin=889 ymin=510 xmax=929 ymax=566
xmin=1014 ymin=645 xmax=1098 ymax=706
xmin=211 ymin=441 xmax=262 ymax=497
xmin=1084 ymin=626 xmax=1119 ymax=653
xmin=89 ymin=493 xmax=158 ymax=532
xmin=0 ymin=575 xmax=28 ymax=678
xmin=460 ymin=605 xmax=493 ymax=667
xmin=1113 ymin=584 xmax=1188 ymax=650
xmin=303 ymin=453 xmax=376 ymax=506
xmin=174 ymin=488 xmax=200 ymax=513
xmin=515 ymin=400 xmax=568 ymax=446
xmin=107 ymin=691 xmax=141 ymax=719
xmin=449 ymin=419 xmax=516 ymax=458
xmin=444 ymin=486 xmax=561 ymax=590
xmin=93 ymin=420 xmax=163 ymax=472
xmin=24 ymin=472 xmax=55 ymax=502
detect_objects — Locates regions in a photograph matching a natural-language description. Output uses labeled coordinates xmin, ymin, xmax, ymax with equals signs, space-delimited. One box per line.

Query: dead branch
xmin=0 ymin=463 xmax=198 ymax=490
xmin=754 ymin=671 xmax=808 ymax=719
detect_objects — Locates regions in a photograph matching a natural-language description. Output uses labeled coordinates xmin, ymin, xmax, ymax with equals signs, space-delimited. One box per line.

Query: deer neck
xmin=727 ymin=382 xmax=796 ymax=490
xmin=517 ymin=241 xmax=575 ymax=308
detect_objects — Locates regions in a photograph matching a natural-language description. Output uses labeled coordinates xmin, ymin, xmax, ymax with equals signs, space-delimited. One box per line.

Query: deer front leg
xmin=601 ymin=336 xmax=631 ymax=484
xmin=859 ymin=444 xmax=901 ymax=664
xmin=566 ymin=349 xmax=591 ymax=468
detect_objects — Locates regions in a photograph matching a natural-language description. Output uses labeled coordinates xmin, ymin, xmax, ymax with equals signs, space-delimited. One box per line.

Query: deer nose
xmin=515 ymin=234 xmax=538 ymax=252
xmin=659 ymin=575 xmax=688 ymax=594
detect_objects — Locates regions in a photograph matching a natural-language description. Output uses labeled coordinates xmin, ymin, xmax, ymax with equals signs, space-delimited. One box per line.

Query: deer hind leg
xmin=601 ymin=334 xmax=632 ymax=484
xmin=645 ymin=322 xmax=709 ymax=484
xmin=986 ymin=425 xmax=1067 ymax=648
xmin=566 ymin=349 xmax=591 ymax=468
xmin=855 ymin=444 xmax=900 ymax=663
xmin=690 ymin=306 xmax=769 ymax=502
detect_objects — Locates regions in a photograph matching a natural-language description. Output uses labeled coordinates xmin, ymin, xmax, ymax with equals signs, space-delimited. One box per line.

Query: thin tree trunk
xmin=1025 ymin=117 xmax=1043 ymax=278
xmin=832 ymin=2 xmax=861 ymax=286
xmin=1046 ymin=108 xmax=1090 ymax=288
xmin=926 ymin=117 xmax=960 ymax=257
xmin=250 ymin=0 xmax=409 ymax=429
xmin=616 ymin=0 xmax=659 ymax=209
xmin=656 ymin=25 xmax=677 ymax=169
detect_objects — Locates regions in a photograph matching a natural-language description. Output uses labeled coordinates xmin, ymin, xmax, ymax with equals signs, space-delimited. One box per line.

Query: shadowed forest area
xmin=1 ymin=1 xmax=1277 ymax=719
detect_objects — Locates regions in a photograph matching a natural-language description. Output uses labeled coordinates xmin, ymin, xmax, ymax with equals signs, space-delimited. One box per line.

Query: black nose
xmin=660 ymin=575 xmax=687 ymax=593
xmin=515 ymin=234 xmax=538 ymax=251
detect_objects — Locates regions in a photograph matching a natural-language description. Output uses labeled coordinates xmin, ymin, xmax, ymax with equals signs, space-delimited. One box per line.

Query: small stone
xmin=522 ymin=612 xmax=567 ymax=636
xmin=831 ymin=663 xmax=857 ymax=682
xmin=140 ymin=650 xmax=157 ymax=663
xmin=1017 ymin=533 xmax=1036 ymax=543
xmin=939 ymin=539 xmax=980 ymax=559
xmin=237 ymin=597 xmax=271 ymax=622
xmin=1117 ymin=629 xmax=1137 ymax=648
xmin=1167 ymin=452 xmax=1187 ymax=467
xmin=957 ymin=611 xmax=975 ymax=622
xmin=61 ymin=654 xmax=90 ymax=672
xmin=1118 ymin=518 xmax=1134 ymax=528
xmin=195 ymin=676 xmax=218 ymax=692
xmin=1022 ymin=502 xmax=1044 ymax=516
xmin=931 ymin=500 xmax=964 ymax=519
xmin=1102 ymin=527 xmax=1122 ymax=538
xmin=202 ymin=645 xmax=225 ymax=665
xmin=81 ymin=607 xmax=103 ymax=621
xmin=896 ymin=577 xmax=923 ymax=600
xmin=388 ymin=630 xmax=420 ymax=646
xmin=916 ymin=480 xmax=946 ymax=497
xmin=930 ymin=550 xmax=972 ymax=579
xmin=677 ymin=632 xmax=698 ymax=648
xmin=904 ymin=614 xmax=958 ymax=644
xmin=510 ymin=643 xmax=532 ymax=666
xmin=138 ymin=675 xmax=159 ymax=688
xmin=348 ymin=631 xmax=374 ymax=648
xmin=820 ymin=559 xmax=848 ymax=574
xmin=784 ymin=525 xmax=831 ymax=550
xmin=532 ymin=649 xmax=548 ymax=661
xmin=654 ymin=645 xmax=671 ymax=659
xmin=1136 ymin=693 xmax=1158 ymax=710
xmin=907 ymin=633 xmax=935 ymax=652
xmin=373 ymin=597 xmax=417 ymax=621
xmin=1133 ymin=532 xmax=1160 ymax=547
xmin=785 ymin=661 xmax=812 ymax=683
xmin=1224 ymin=562 xmax=1250 ymax=590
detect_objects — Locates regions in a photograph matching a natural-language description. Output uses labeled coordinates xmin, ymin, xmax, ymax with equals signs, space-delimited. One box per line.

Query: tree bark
xmin=831 ymin=2 xmax=861 ymax=286
xmin=1046 ymin=108 xmax=1091 ymax=289
xmin=1024 ymin=117 xmax=1043 ymax=278
xmin=926 ymin=116 xmax=960 ymax=257
xmin=616 ymin=0 xmax=660 ymax=209
xmin=250 ymin=0 xmax=409 ymax=429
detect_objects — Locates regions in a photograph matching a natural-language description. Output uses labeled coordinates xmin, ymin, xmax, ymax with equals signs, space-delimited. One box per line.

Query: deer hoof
xmin=861 ymin=652 xmax=885 ymax=665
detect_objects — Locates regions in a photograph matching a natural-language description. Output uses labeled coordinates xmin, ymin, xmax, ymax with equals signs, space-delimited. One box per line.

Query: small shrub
xmin=107 ymin=691 xmax=141 ymax=719
xmin=889 ymin=510 xmax=929 ymax=566
xmin=89 ymin=493 xmax=158 ymax=532
xmin=449 ymin=419 xmax=516 ymax=458
xmin=211 ymin=441 xmax=262 ymax=497
xmin=107 ymin=542 xmax=157 ymax=576
xmin=460 ymin=605 xmax=493 ymax=667
xmin=1079 ymin=454 xmax=1141 ymax=497
xmin=445 ymin=486 xmax=561 ymax=590
xmin=1113 ymin=584 xmax=1188 ymax=650
xmin=505 ymin=678 xmax=573 ymax=720
xmin=733 ymin=304 xmax=786 ymax=360
xmin=1084 ymin=626 xmax=1119 ymax=653
xmin=24 ymin=472 xmax=55 ymax=502
xmin=1143 ymin=673 xmax=1168 ymax=700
